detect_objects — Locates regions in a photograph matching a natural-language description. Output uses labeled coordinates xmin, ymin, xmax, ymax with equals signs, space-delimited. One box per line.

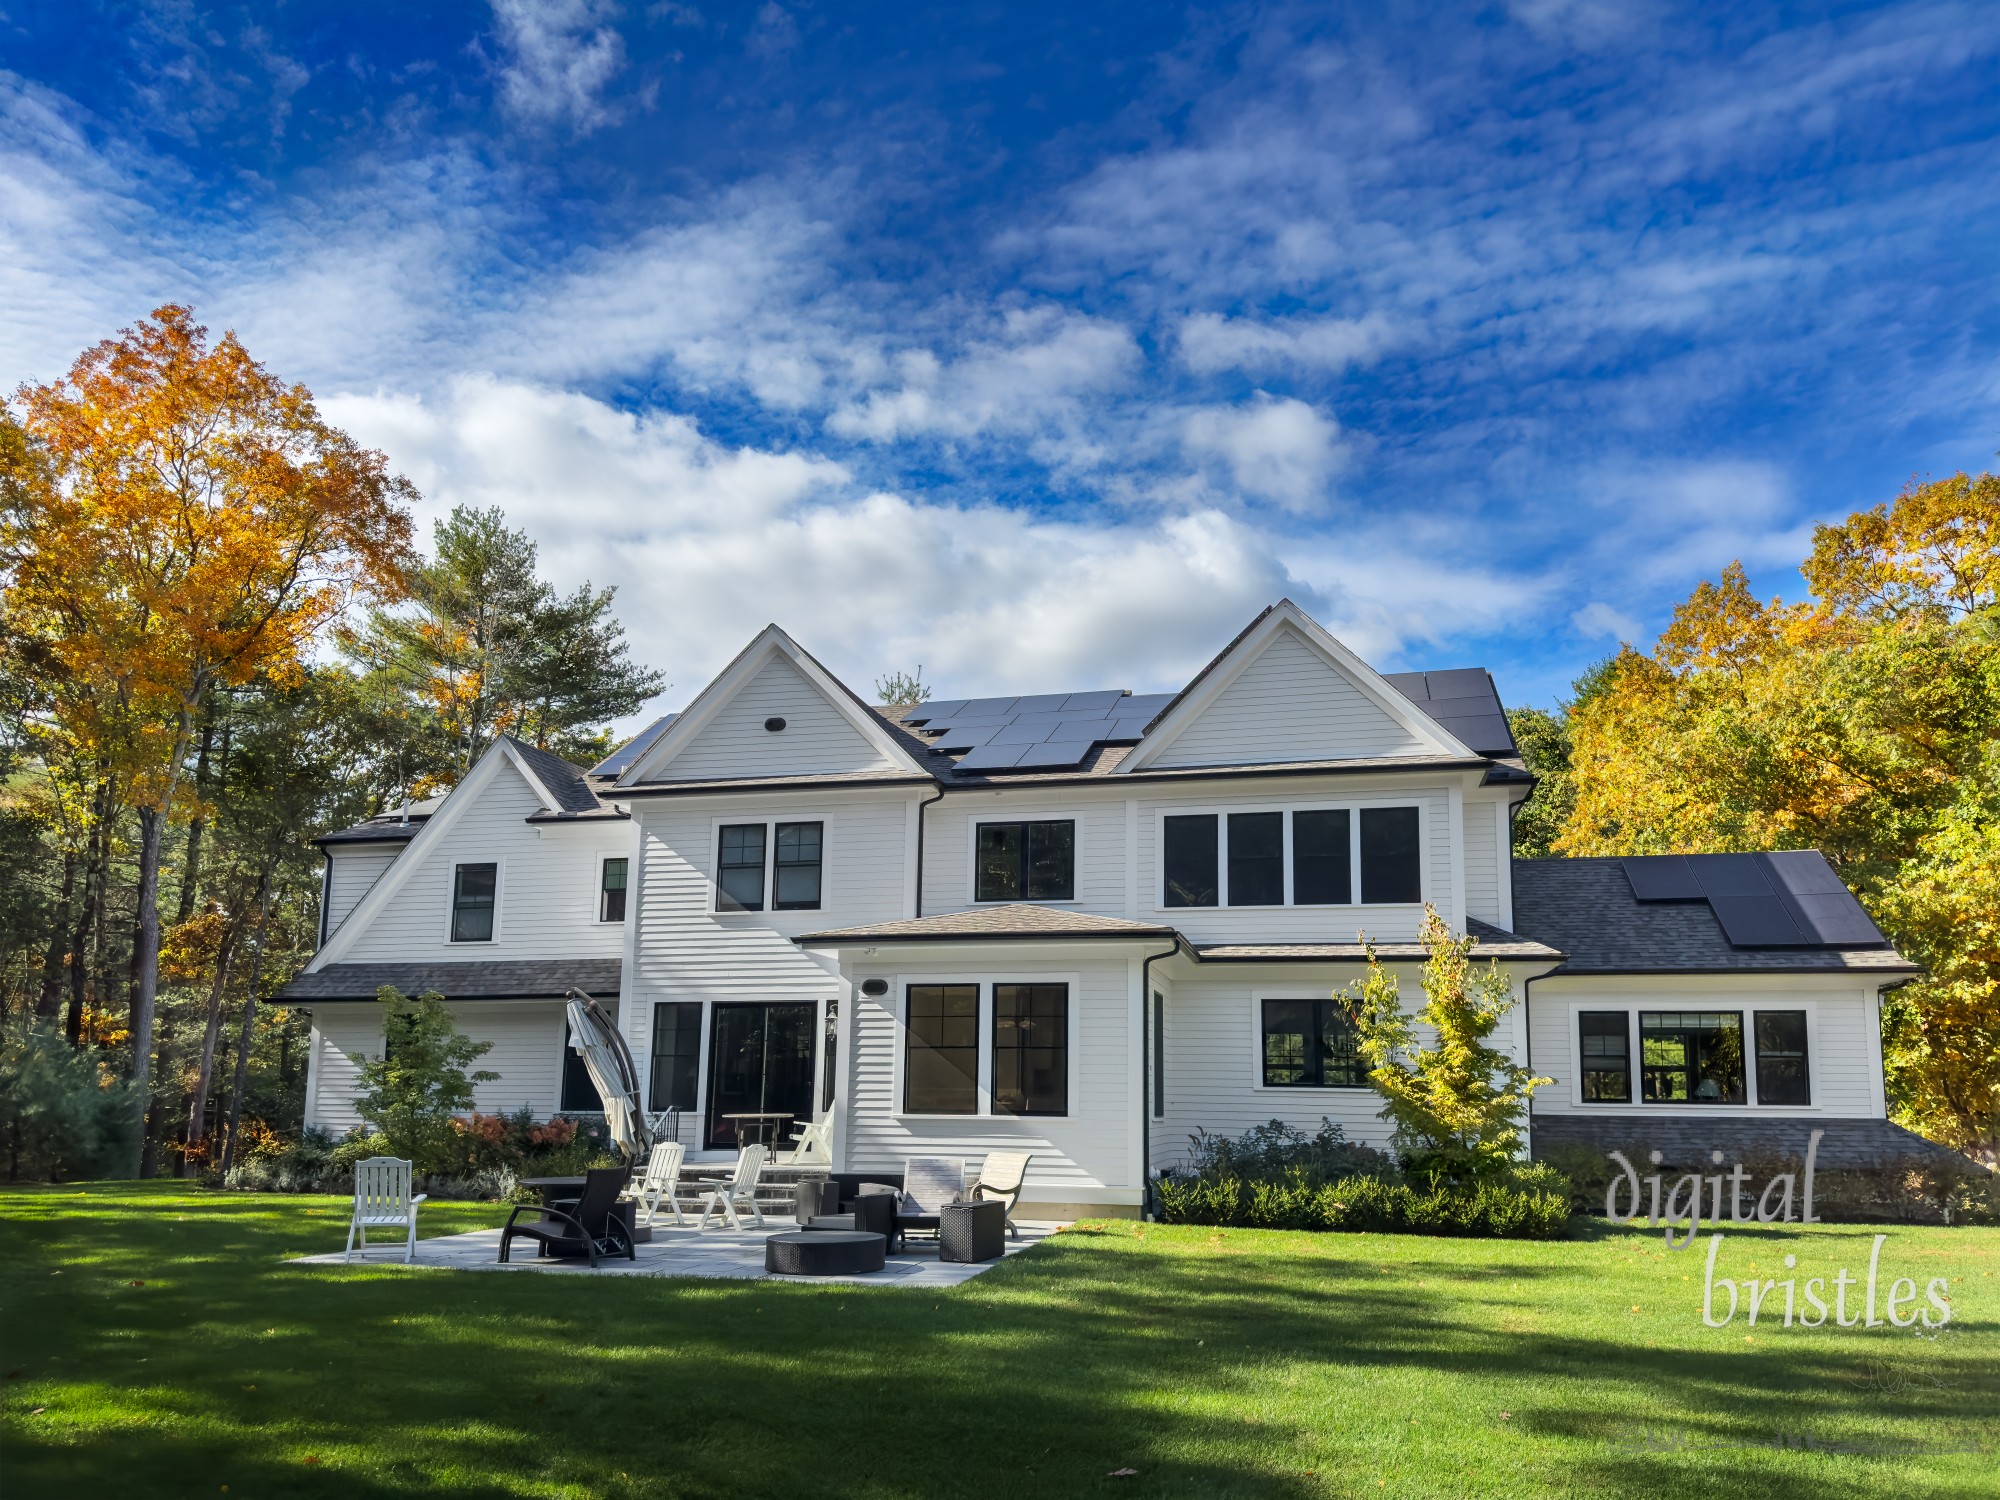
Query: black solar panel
xmin=953 ymin=741 xmax=1032 ymax=770
xmin=1014 ymin=739 xmax=1097 ymax=770
xmin=906 ymin=688 xmax=1156 ymax=772
xmin=1381 ymin=668 xmax=1516 ymax=754
xmin=591 ymin=713 xmax=678 ymax=777
xmin=1621 ymin=855 xmax=1703 ymax=901
xmin=1707 ymin=892 xmax=1809 ymax=947
xmin=1062 ymin=690 xmax=1126 ymax=713
xmin=1622 ymin=850 xmax=1885 ymax=948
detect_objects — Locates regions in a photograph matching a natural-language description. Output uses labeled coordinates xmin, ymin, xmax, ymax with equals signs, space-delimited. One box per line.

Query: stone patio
xmin=292 ymin=1218 xmax=1059 ymax=1287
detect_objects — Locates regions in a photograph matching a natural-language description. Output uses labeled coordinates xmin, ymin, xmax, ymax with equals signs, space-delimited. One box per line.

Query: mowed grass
xmin=0 ymin=1185 xmax=1995 ymax=1499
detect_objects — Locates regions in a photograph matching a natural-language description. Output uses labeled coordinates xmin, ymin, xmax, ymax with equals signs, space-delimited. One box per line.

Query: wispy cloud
xmin=489 ymin=0 xmax=627 ymax=133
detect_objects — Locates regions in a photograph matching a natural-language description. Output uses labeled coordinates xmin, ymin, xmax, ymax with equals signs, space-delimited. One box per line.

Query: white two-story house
xmin=285 ymin=600 xmax=1943 ymax=1217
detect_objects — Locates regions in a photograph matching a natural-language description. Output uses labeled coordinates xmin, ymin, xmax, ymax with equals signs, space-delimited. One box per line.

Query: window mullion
xmin=1281 ymin=811 xmax=1294 ymax=906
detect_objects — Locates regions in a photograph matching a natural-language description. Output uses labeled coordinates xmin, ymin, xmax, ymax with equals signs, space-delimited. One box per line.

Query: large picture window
xmin=1579 ymin=1011 xmax=1632 ymax=1103
xmin=599 ymin=857 xmax=628 ymax=923
xmin=904 ymin=984 xmax=979 ymax=1114
xmin=1359 ymin=807 xmax=1422 ymax=904
xmin=450 ymin=862 xmax=497 ymax=942
xmin=716 ymin=824 xmax=767 ymax=911
xmin=993 ymin=982 xmax=1068 ymax=1115
xmin=648 ymin=1002 xmax=701 ymax=1112
xmin=975 ymin=820 xmax=1075 ymax=902
xmin=773 ymin=821 xmax=823 ymax=910
xmin=1261 ymin=998 xmax=1366 ymax=1088
xmin=1640 ymin=1011 xmax=1745 ymax=1104
xmin=1163 ymin=814 xmax=1220 ymax=907
xmin=1754 ymin=1011 xmax=1811 ymax=1106
xmin=1227 ymin=812 xmax=1283 ymax=905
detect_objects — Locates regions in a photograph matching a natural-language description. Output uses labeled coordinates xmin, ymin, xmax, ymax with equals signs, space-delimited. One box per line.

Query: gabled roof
xmin=614 ymin=624 xmax=929 ymax=787
xmin=506 ymin=737 xmax=603 ymax=814
xmin=1512 ymin=857 xmax=1918 ymax=975
xmin=1113 ymin=600 xmax=1477 ymax=773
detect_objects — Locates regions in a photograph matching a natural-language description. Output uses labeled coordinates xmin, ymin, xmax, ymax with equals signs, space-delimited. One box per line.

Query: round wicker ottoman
xmin=764 ymin=1230 xmax=887 ymax=1276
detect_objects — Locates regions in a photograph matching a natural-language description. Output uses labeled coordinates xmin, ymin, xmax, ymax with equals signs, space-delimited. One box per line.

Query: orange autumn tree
xmin=2 ymin=306 xmax=415 ymax=1171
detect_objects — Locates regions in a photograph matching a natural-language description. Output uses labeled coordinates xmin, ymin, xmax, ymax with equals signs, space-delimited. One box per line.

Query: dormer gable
xmin=1117 ymin=600 xmax=1475 ymax=773
xmin=617 ymin=624 xmax=930 ymax=786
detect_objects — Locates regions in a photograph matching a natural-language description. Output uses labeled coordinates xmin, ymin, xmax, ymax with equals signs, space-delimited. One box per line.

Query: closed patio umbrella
xmin=564 ymin=988 xmax=653 ymax=1165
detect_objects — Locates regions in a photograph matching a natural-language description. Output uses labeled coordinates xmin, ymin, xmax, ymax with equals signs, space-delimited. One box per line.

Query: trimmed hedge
xmin=1155 ymin=1166 xmax=1573 ymax=1240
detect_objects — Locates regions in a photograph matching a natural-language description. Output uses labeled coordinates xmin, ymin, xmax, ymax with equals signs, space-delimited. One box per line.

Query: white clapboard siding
xmin=844 ymin=951 xmax=1135 ymax=1204
xmin=324 ymin=845 xmax=403 ymax=939
xmin=337 ymin=761 xmax=631 ymax=963
xmin=1528 ymin=976 xmax=1882 ymax=1117
xmin=1462 ymin=799 xmax=1499 ymax=927
xmin=1150 ymin=631 xmax=1431 ymax=768
xmin=1134 ymin=782 xmax=1452 ymax=944
xmin=304 ymin=999 xmax=592 ymax=1135
xmin=1149 ymin=964 xmax=1430 ymax=1169
xmin=658 ymin=655 xmax=896 ymax=781
xmin=921 ymin=790 xmax=1130 ymax=917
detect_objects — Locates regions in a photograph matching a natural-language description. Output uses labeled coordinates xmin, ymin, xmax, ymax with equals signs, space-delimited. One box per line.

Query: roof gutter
xmin=1139 ymin=940 xmax=1181 ymax=1220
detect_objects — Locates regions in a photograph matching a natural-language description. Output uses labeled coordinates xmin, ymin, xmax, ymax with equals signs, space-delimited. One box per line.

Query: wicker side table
xmin=939 ymin=1199 xmax=1006 ymax=1263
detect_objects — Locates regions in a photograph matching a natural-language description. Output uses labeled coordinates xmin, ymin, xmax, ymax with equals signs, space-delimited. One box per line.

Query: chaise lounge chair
xmin=970 ymin=1150 xmax=1033 ymax=1239
xmin=499 ymin=1167 xmax=636 ymax=1269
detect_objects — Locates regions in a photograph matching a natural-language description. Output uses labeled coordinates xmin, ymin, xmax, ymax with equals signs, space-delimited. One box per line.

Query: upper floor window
xmin=599 ymin=857 xmax=628 ymax=923
xmin=716 ymin=821 xmax=824 ymax=913
xmin=975 ymin=820 xmax=1075 ymax=902
xmin=1162 ymin=806 xmax=1423 ymax=908
xmin=450 ymin=862 xmax=497 ymax=942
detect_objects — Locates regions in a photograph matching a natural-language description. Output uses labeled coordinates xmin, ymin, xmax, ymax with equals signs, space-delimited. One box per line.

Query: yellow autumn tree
xmin=1557 ymin=471 xmax=2000 ymax=1160
xmin=1 ymin=306 xmax=415 ymax=1172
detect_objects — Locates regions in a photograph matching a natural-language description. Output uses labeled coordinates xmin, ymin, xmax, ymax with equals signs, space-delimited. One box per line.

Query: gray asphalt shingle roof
xmin=1511 ymin=858 xmax=1916 ymax=974
xmin=279 ymin=959 xmax=623 ymax=1002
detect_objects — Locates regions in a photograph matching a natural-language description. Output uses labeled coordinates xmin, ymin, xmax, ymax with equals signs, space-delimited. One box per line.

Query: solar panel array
xmin=589 ymin=713 xmax=679 ymax=778
xmin=1380 ymin=669 xmax=1517 ymax=756
xmin=1620 ymin=851 xmax=1886 ymax=949
xmin=902 ymin=690 xmax=1177 ymax=772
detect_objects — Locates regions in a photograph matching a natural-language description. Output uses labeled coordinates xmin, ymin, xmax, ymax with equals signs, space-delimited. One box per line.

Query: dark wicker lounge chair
xmin=499 ymin=1167 xmax=636 ymax=1268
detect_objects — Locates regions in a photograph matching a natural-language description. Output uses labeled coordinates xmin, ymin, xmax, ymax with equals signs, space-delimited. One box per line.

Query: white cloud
xmin=1572 ymin=600 xmax=1644 ymax=643
xmin=1177 ymin=311 xmax=1398 ymax=374
xmin=490 ymin=0 xmax=627 ymax=133
xmin=1181 ymin=395 xmax=1345 ymax=513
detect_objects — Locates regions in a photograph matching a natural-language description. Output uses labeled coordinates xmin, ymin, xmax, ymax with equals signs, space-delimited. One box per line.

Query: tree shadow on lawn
xmin=1 ymin=1192 xmax=1993 ymax=1500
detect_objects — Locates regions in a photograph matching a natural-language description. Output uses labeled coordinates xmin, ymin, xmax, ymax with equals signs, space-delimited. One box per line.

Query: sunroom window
xmin=1640 ymin=1011 xmax=1745 ymax=1104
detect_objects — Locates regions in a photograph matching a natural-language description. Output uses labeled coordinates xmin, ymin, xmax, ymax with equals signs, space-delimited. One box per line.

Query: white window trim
xmin=964 ymin=809 xmax=1088 ymax=906
xmin=889 ymin=971 xmax=1081 ymax=1122
xmin=444 ymin=856 xmax=504 ymax=945
xmin=1248 ymin=988 xmax=1374 ymax=1094
xmin=707 ymin=812 xmax=832 ymax=915
xmin=1562 ymin=998 xmax=1822 ymax=1113
xmin=594 ymin=850 xmax=632 ymax=925
xmin=1150 ymin=798 xmax=1432 ymax=913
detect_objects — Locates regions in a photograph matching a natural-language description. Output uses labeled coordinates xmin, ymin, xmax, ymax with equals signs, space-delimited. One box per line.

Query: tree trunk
xmin=218 ymin=875 xmax=277 ymax=1177
xmin=173 ymin=702 xmax=227 ymax=926
xmin=127 ymin=804 xmax=166 ymax=1178
xmin=66 ymin=782 xmax=111 ymax=1047
xmin=180 ymin=907 xmax=245 ymax=1175
xmin=35 ymin=851 xmax=77 ymax=1023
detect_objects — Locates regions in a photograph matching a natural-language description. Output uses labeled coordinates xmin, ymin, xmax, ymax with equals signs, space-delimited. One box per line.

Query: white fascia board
xmin=306 ymin=742 xmax=521 ymax=969
xmin=1115 ymin=601 xmax=1476 ymax=773
xmin=616 ymin=623 xmax=928 ymax=785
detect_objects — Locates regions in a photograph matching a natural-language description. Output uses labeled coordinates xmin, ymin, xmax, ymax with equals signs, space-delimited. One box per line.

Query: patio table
xmin=721 ymin=1111 xmax=795 ymax=1149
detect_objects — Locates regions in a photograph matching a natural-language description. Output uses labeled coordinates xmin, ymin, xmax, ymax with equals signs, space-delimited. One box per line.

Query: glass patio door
xmin=704 ymin=1002 xmax=818 ymax=1150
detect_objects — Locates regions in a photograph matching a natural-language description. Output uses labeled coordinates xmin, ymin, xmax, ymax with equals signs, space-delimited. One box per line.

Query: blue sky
xmin=4 ymin=2 xmax=1998 ymax=723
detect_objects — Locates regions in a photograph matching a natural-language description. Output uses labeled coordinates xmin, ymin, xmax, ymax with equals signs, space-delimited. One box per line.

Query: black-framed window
xmin=975 ymin=820 xmax=1076 ymax=902
xmin=648 ymin=1001 xmax=701 ymax=1112
xmin=1163 ymin=814 xmax=1219 ymax=907
xmin=993 ymin=982 xmax=1068 ymax=1116
xmin=1152 ymin=990 xmax=1165 ymax=1119
xmin=1227 ymin=811 xmax=1283 ymax=906
xmin=560 ymin=1021 xmax=600 ymax=1112
xmin=1640 ymin=1011 xmax=1745 ymax=1104
xmin=450 ymin=862 xmax=497 ymax=942
xmin=600 ymin=857 xmax=628 ymax=923
xmin=1293 ymin=809 xmax=1352 ymax=905
xmin=1755 ymin=1011 xmax=1811 ymax=1106
xmin=1579 ymin=1011 xmax=1632 ymax=1103
xmin=773 ymin=821 xmax=823 ymax=910
xmin=1359 ymin=807 xmax=1421 ymax=904
xmin=717 ymin=824 xmax=767 ymax=911
xmin=905 ymin=984 xmax=979 ymax=1114
xmin=1261 ymin=999 xmax=1367 ymax=1088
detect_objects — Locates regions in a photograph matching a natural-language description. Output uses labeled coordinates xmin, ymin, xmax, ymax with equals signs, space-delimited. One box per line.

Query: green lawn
xmin=1 ymin=1185 xmax=1995 ymax=1499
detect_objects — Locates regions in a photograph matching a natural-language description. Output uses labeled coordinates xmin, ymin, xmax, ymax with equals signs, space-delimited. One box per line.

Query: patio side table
xmin=939 ymin=1199 xmax=1006 ymax=1264
xmin=765 ymin=1230 xmax=886 ymax=1276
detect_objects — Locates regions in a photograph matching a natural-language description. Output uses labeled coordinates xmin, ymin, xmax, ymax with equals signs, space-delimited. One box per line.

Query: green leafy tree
xmin=1344 ymin=908 xmax=1551 ymax=1179
xmin=0 ymin=1023 xmax=137 ymax=1181
xmin=346 ymin=987 xmax=496 ymax=1175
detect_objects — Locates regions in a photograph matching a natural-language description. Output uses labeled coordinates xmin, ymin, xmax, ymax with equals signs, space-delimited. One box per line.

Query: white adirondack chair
xmin=345 ymin=1156 xmax=427 ymax=1263
xmin=772 ymin=1115 xmax=832 ymax=1170
xmin=625 ymin=1141 xmax=689 ymax=1229
xmin=697 ymin=1144 xmax=769 ymax=1229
